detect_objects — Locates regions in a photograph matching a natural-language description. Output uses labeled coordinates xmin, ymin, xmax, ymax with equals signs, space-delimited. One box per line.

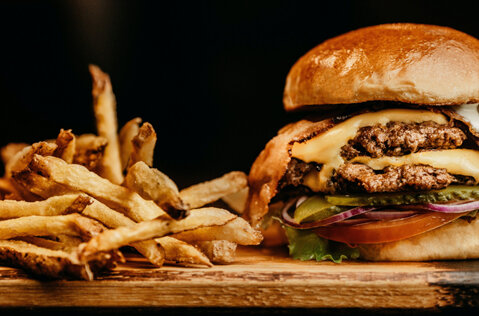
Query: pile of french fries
xmin=0 ymin=65 xmax=261 ymax=280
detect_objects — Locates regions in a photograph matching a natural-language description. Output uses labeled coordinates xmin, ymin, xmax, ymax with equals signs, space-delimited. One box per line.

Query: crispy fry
xmin=89 ymin=64 xmax=123 ymax=184
xmin=74 ymin=134 xmax=108 ymax=171
xmin=193 ymin=240 xmax=237 ymax=264
xmin=79 ymin=207 xmax=235 ymax=261
xmin=1 ymin=143 xmax=28 ymax=166
xmin=172 ymin=217 xmax=263 ymax=245
xmin=4 ymin=142 xmax=58 ymax=201
xmin=54 ymin=129 xmax=76 ymax=163
xmin=179 ymin=171 xmax=248 ymax=209
xmin=0 ymin=193 xmax=90 ymax=219
xmin=125 ymin=161 xmax=187 ymax=216
xmin=11 ymin=168 xmax=72 ymax=199
xmin=15 ymin=236 xmax=79 ymax=252
xmin=221 ymin=187 xmax=249 ymax=214
xmin=0 ymin=239 xmax=95 ymax=280
xmin=82 ymin=198 xmax=165 ymax=266
xmin=5 ymin=142 xmax=57 ymax=178
xmin=119 ymin=117 xmax=142 ymax=170
xmin=29 ymin=155 xmax=166 ymax=222
xmin=9 ymin=184 xmax=163 ymax=266
xmin=158 ymin=237 xmax=212 ymax=267
xmin=11 ymin=169 xmax=164 ymax=265
xmin=129 ymin=122 xmax=157 ymax=168
xmin=0 ymin=214 xmax=105 ymax=241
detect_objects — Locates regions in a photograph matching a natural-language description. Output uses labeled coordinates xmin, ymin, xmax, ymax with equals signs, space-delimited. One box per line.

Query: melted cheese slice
xmin=352 ymin=149 xmax=479 ymax=179
xmin=291 ymin=108 xmax=448 ymax=191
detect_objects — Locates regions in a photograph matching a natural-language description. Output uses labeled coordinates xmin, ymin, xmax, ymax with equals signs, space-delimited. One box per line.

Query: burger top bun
xmin=284 ymin=23 xmax=479 ymax=111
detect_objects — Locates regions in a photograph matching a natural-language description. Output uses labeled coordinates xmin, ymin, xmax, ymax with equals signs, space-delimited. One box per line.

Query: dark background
xmin=1 ymin=0 xmax=479 ymax=188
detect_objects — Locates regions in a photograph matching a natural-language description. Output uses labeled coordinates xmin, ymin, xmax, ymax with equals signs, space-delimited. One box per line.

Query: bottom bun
xmin=359 ymin=217 xmax=479 ymax=261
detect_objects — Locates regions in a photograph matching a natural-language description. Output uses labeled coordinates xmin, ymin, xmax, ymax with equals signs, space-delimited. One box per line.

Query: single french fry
xmin=74 ymin=134 xmax=108 ymax=171
xmin=54 ymin=129 xmax=76 ymax=163
xmin=179 ymin=171 xmax=248 ymax=209
xmin=79 ymin=207 xmax=235 ymax=261
xmin=119 ymin=117 xmax=142 ymax=170
xmin=124 ymin=161 xmax=187 ymax=216
xmin=158 ymin=236 xmax=212 ymax=267
xmin=172 ymin=217 xmax=263 ymax=245
xmin=15 ymin=236 xmax=79 ymax=253
xmin=0 ymin=214 xmax=105 ymax=241
xmin=0 ymin=239 xmax=94 ymax=280
xmin=0 ymin=193 xmax=90 ymax=219
xmin=89 ymin=64 xmax=123 ymax=185
xmin=221 ymin=187 xmax=249 ymax=214
xmin=128 ymin=122 xmax=157 ymax=168
xmin=29 ymin=155 xmax=166 ymax=222
xmin=193 ymin=240 xmax=237 ymax=264
xmin=1 ymin=143 xmax=28 ymax=166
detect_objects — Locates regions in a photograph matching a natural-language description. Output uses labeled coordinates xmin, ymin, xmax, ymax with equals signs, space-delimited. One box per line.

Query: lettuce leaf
xmin=283 ymin=226 xmax=360 ymax=263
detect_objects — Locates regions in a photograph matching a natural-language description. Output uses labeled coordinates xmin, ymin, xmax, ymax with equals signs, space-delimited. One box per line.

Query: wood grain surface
xmin=0 ymin=246 xmax=478 ymax=309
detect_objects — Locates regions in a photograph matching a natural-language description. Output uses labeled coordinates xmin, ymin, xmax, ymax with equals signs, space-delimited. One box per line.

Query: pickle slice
xmin=325 ymin=185 xmax=479 ymax=206
xmin=294 ymin=196 xmax=346 ymax=223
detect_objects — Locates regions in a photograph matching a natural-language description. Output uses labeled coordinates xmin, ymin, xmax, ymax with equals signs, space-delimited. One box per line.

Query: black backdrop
xmin=1 ymin=0 xmax=479 ymax=188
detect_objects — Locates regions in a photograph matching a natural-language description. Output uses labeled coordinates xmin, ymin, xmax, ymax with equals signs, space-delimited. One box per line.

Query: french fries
xmin=0 ymin=65 xmax=262 ymax=280
xmin=89 ymin=65 xmax=123 ymax=185
xmin=15 ymin=236 xmax=79 ymax=252
xmin=74 ymin=134 xmax=107 ymax=170
xmin=221 ymin=187 xmax=249 ymax=215
xmin=125 ymin=161 xmax=187 ymax=214
xmin=29 ymin=154 xmax=166 ymax=222
xmin=172 ymin=217 xmax=263 ymax=245
xmin=54 ymin=129 xmax=76 ymax=163
xmin=0 ymin=194 xmax=89 ymax=219
xmin=119 ymin=117 xmax=142 ymax=170
xmin=128 ymin=122 xmax=157 ymax=168
xmin=79 ymin=207 xmax=235 ymax=260
xmin=81 ymin=197 xmax=166 ymax=266
xmin=0 ymin=214 xmax=105 ymax=240
xmin=5 ymin=141 xmax=57 ymax=179
xmin=193 ymin=240 xmax=237 ymax=264
xmin=180 ymin=171 xmax=248 ymax=209
xmin=0 ymin=240 xmax=95 ymax=280
xmin=158 ymin=236 xmax=212 ymax=267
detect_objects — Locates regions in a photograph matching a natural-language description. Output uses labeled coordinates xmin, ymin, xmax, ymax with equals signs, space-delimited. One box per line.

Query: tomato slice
xmin=314 ymin=211 xmax=468 ymax=244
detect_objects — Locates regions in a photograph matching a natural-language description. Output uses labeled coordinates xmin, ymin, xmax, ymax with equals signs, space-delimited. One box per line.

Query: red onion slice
xmin=282 ymin=200 xmax=376 ymax=229
xmin=295 ymin=196 xmax=308 ymax=208
xmin=397 ymin=200 xmax=479 ymax=213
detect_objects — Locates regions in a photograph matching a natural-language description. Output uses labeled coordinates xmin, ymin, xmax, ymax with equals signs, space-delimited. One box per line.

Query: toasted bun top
xmin=284 ymin=23 xmax=479 ymax=111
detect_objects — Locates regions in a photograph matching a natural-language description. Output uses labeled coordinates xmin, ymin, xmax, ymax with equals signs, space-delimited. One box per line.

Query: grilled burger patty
xmin=340 ymin=121 xmax=466 ymax=159
xmin=279 ymin=120 xmax=475 ymax=193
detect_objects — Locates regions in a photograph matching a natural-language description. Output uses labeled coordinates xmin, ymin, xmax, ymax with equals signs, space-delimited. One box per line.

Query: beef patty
xmin=279 ymin=121 xmax=472 ymax=193
xmin=341 ymin=121 xmax=466 ymax=159
xmin=335 ymin=163 xmax=456 ymax=193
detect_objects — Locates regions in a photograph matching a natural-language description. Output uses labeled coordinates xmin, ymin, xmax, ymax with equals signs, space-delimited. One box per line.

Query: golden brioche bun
xmin=284 ymin=23 xmax=479 ymax=111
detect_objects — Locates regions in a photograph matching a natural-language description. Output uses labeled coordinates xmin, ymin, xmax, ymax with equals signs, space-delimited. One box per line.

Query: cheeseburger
xmin=245 ymin=23 xmax=479 ymax=261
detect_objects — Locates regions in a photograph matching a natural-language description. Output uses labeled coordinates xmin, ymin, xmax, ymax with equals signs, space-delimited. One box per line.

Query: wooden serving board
xmin=0 ymin=246 xmax=478 ymax=309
